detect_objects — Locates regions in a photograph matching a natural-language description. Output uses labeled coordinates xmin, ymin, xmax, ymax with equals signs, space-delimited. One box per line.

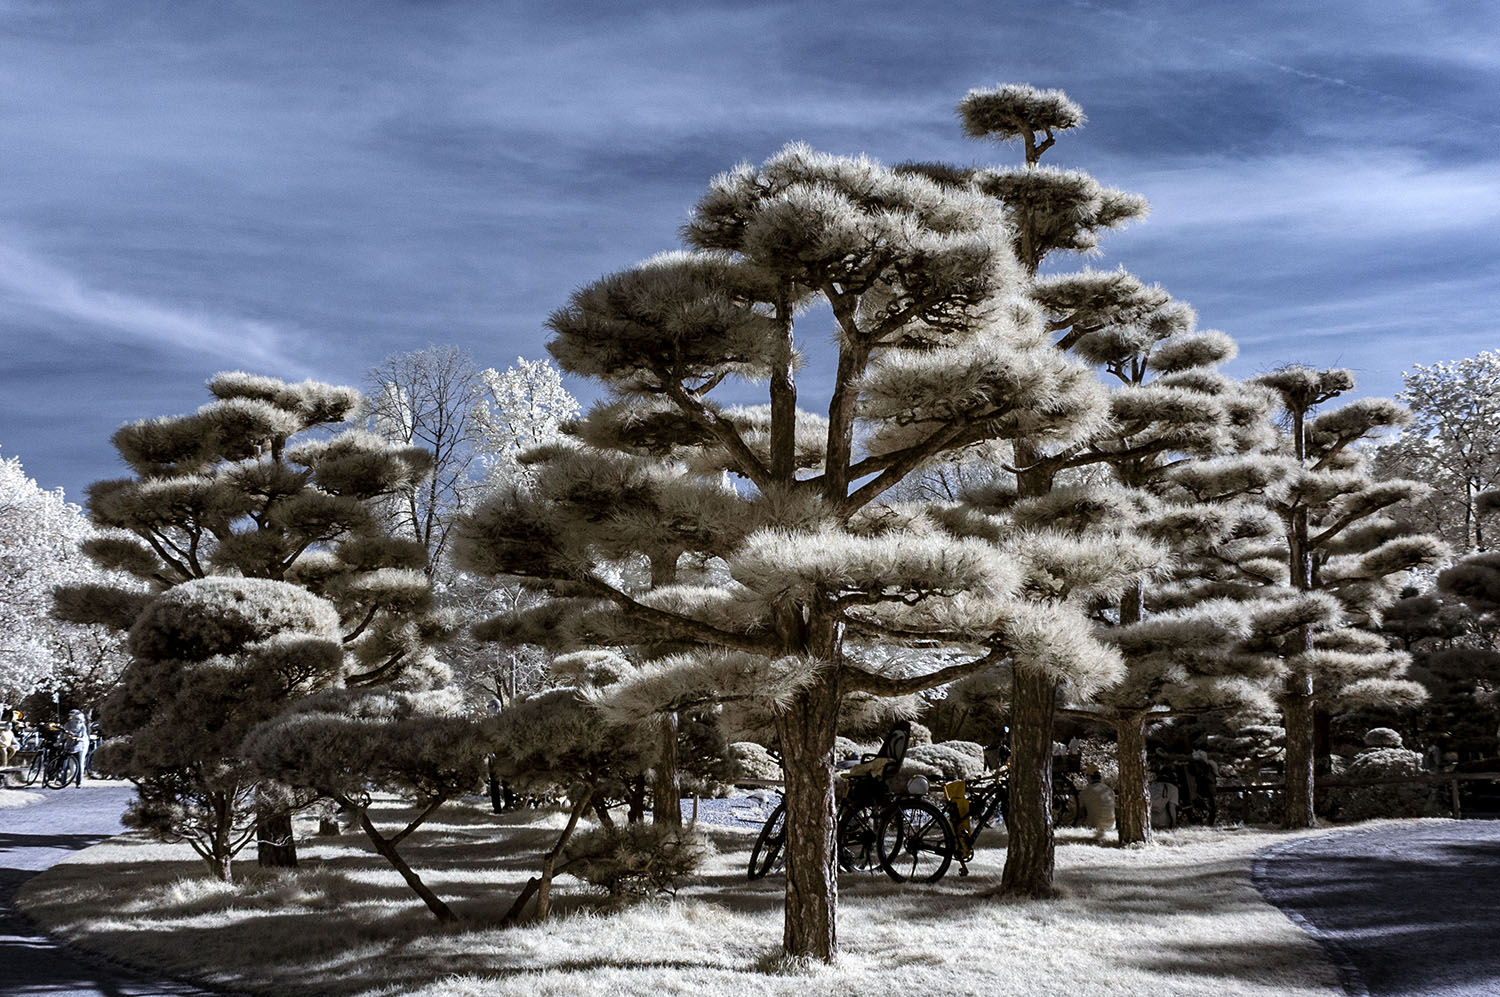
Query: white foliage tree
xmin=0 ymin=450 xmax=131 ymax=705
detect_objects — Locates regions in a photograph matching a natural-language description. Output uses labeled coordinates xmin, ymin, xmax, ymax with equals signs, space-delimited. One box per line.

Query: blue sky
xmin=2 ymin=0 xmax=1497 ymax=500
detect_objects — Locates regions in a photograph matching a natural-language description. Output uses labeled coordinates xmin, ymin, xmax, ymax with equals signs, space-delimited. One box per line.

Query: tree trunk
xmin=1115 ymin=713 xmax=1151 ymax=845
xmin=653 ymin=711 xmax=682 ymax=827
xmin=352 ymin=806 xmax=456 ymax=922
xmin=536 ymin=784 xmax=594 ymax=921
xmin=773 ymin=673 xmax=841 ymax=962
xmin=626 ymin=774 xmax=646 ymax=824
xmin=1001 ymin=669 xmax=1058 ymax=897
xmin=1282 ymin=668 xmax=1317 ymax=828
xmin=256 ymin=813 xmax=298 ymax=868
xmin=213 ymin=847 xmax=234 ymax=884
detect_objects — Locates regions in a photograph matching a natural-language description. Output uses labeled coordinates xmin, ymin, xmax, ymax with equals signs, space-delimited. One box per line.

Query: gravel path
xmin=0 ymin=784 xmax=229 ymax=997
xmin=1254 ymin=820 xmax=1500 ymax=997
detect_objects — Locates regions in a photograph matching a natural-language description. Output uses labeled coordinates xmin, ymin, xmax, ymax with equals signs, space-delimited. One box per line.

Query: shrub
xmin=901 ymin=741 xmax=985 ymax=784
xmin=725 ymin=741 xmax=781 ymax=782
xmin=1338 ymin=744 xmax=1433 ymax=820
xmin=563 ymin=822 xmax=710 ymax=901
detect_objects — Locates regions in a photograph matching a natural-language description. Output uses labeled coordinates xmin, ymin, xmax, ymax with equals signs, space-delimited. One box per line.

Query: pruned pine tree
xmin=1032 ymin=294 xmax=1281 ymax=845
xmin=456 ymin=146 xmax=1114 ymax=959
xmin=93 ymin=577 xmax=345 ymax=882
xmin=1250 ymin=367 xmax=1446 ymax=827
xmin=54 ymin=373 xmax=441 ymax=875
xmin=1438 ymin=489 xmax=1500 ymax=618
xmin=243 ymin=686 xmax=484 ymax=920
xmin=917 ymin=83 xmax=1226 ymax=891
xmin=1428 ymin=490 xmax=1500 ymax=731
xmin=470 ymin=443 xmax=737 ymax=827
xmin=485 ymin=672 xmax=658 ymax=924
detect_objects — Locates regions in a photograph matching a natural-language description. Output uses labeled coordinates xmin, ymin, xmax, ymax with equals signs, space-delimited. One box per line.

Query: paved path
xmin=1254 ymin=821 xmax=1500 ymax=997
xmin=0 ymin=785 xmax=226 ymax=997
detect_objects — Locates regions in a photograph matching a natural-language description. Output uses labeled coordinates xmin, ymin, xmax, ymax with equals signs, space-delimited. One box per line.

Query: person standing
xmin=62 ymin=709 xmax=90 ymax=787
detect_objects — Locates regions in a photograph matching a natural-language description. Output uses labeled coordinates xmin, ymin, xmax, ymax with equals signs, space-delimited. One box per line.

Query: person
xmin=0 ymin=721 xmax=16 ymax=768
xmin=62 ymin=709 xmax=90 ymax=787
xmin=1077 ymin=770 xmax=1116 ymax=835
xmin=1148 ymin=770 xmax=1180 ymax=829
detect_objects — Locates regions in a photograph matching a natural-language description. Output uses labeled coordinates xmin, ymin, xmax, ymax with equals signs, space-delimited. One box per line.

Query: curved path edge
xmin=1253 ymin=819 xmax=1500 ymax=997
xmin=1253 ymin=832 xmax=1372 ymax=997
xmin=1 ymin=785 xmax=242 ymax=997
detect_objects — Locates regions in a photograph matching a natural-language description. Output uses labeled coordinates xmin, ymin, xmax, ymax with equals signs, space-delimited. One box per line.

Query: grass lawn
xmin=17 ymin=796 xmax=1353 ymax=997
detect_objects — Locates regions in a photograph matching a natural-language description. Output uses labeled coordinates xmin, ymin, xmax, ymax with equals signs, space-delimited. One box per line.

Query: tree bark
xmin=256 ymin=812 xmax=298 ymax=868
xmin=1282 ymin=667 xmax=1317 ymax=828
xmin=536 ymin=785 xmax=594 ymax=921
xmin=773 ymin=673 xmax=841 ymax=962
xmin=1115 ymin=713 xmax=1151 ymax=845
xmin=653 ymin=711 xmax=682 ymax=827
xmin=1000 ymin=669 xmax=1058 ymax=897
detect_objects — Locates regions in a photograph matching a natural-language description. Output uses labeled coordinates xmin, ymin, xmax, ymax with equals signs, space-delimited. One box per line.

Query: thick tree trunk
xmin=353 ymin=806 xmax=456 ymax=922
xmin=653 ymin=711 xmax=681 ymax=827
xmin=773 ymin=674 xmax=841 ymax=962
xmin=1282 ymin=668 xmax=1317 ymax=828
xmin=1115 ymin=713 xmax=1151 ymax=845
xmin=1001 ymin=669 xmax=1058 ymax=897
xmin=256 ymin=813 xmax=298 ymax=868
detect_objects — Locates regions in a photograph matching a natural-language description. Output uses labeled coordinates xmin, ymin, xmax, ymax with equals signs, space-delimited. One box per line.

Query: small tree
xmin=486 ymin=683 xmax=656 ymax=923
xmin=244 ymin=687 xmax=485 ymax=920
xmin=55 ymin=372 xmax=439 ymax=868
xmin=93 ymin=577 xmax=344 ymax=882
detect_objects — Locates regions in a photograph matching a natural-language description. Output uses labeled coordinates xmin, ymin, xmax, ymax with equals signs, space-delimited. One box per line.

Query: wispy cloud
xmin=0 ymin=240 xmax=306 ymax=374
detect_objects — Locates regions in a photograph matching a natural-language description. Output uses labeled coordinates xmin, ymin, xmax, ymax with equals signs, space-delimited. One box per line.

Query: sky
xmin=2 ymin=0 xmax=1498 ymax=501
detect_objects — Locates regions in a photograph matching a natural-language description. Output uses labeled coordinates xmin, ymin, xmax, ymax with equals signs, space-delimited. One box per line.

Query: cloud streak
xmin=0 ymin=241 xmax=305 ymax=375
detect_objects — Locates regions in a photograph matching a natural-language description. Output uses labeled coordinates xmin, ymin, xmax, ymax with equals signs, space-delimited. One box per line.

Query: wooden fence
xmin=1217 ymin=771 xmax=1500 ymax=821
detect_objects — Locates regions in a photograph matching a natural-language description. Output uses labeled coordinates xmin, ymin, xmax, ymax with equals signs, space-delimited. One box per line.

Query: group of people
xmin=1073 ymin=769 xmax=1188 ymax=832
xmin=0 ymin=704 xmax=95 ymax=787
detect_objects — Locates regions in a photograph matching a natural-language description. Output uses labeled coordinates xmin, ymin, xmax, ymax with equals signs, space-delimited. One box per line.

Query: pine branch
xmin=842 ymin=645 xmax=1010 ymax=696
xmin=658 ymin=376 xmax=772 ymax=489
xmin=579 ymin=576 xmax=779 ymax=654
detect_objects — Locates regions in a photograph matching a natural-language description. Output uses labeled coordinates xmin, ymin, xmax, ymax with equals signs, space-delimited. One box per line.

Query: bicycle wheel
xmin=748 ymin=802 xmax=787 ymax=880
xmin=21 ymin=751 xmax=44 ymax=787
xmin=837 ymin=800 xmax=884 ymax=873
xmin=47 ymin=755 xmax=80 ymax=789
xmin=877 ymin=798 xmax=955 ymax=884
xmin=1052 ymin=782 xmax=1079 ymax=828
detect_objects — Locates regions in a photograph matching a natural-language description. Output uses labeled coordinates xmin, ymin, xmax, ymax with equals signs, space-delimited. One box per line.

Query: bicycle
xmin=749 ymin=722 xmax=915 ymax=881
xmin=878 ymin=764 xmax=1081 ymax=884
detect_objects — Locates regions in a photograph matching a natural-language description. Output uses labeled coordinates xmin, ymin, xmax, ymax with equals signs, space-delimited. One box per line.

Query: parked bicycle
xmin=749 ymin=722 xmax=939 ymax=880
xmin=17 ymin=725 xmax=83 ymax=789
xmin=879 ymin=763 xmax=1081 ymax=884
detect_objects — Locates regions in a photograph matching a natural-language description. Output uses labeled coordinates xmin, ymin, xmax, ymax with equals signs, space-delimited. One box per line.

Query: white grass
xmin=0 ymin=787 xmax=44 ymax=808
xmin=17 ymin=797 xmax=1359 ymax=997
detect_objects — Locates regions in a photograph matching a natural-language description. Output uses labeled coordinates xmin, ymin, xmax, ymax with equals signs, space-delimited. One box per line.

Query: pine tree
xmin=917 ymin=83 xmax=1236 ymax=889
xmin=54 ymin=372 xmax=441 ymax=876
xmin=456 ymin=147 xmax=1114 ymax=959
xmin=1250 ymin=367 xmax=1445 ymax=826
